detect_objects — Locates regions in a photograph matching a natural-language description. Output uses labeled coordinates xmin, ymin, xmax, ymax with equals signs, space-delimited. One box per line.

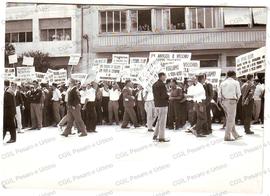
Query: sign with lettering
xmin=8 ymin=54 xmax=18 ymax=64
xmin=4 ymin=68 xmax=16 ymax=81
xmin=17 ymin=67 xmax=36 ymax=82
xmin=22 ymin=56 xmax=34 ymax=66
xmin=96 ymin=64 xmax=123 ymax=82
xmin=68 ymin=54 xmax=81 ymax=66
xmin=236 ymin=46 xmax=266 ymax=77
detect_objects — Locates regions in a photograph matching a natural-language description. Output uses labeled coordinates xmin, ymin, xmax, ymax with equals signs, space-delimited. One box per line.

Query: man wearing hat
xmin=51 ymin=82 xmax=62 ymax=126
xmin=61 ymin=78 xmax=87 ymax=137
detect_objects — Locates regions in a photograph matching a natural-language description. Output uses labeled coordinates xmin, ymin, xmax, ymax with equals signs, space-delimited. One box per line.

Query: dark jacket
xmin=29 ymin=88 xmax=42 ymax=104
xmin=203 ymin=82 xmax=213 ymax=103
xmin=152 ymin=79 xmax=169 ymax=107
xmin=4 ymin=87 xmax=16 ymax=129
xmin=15 ymin=91 xmax=24 ymax=107
xmin=122 ymin=86 xmax=135 ymax=108
xmin=67 ymin=86 xmax=80 ymax=107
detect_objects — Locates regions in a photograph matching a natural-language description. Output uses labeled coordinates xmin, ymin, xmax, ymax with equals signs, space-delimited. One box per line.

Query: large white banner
xmin=8 ymin=54 xmax=18 ymax=64
xmin=96 ymin=64 xmax=123 ymax=82
xmin=46 ymin=69 xmax=67 ymax=84
xmin=183 ymin=60 xmax=200 ymax=78
xmin=149 ymin=52 xmax=192 ymax=72
xmin=4 ymin=68 xmax=16 ymax=81
xmin=236 ymin=46 xmax=266 ymax=77
xmin=17 ymin=67 xmax=36 ymax=82
xmin=68 ymin=54 xmax=81 ymax=66
xmin=22 ymin=56 xmax=34 ymax=66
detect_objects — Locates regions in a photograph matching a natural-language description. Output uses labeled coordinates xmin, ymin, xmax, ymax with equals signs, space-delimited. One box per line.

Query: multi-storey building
xmin=5 ymin=4 xmax=267 ymax=76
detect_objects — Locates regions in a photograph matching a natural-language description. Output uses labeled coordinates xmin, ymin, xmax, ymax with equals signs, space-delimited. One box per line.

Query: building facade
xmin=5 ymin=4 xmax=267 ymax=75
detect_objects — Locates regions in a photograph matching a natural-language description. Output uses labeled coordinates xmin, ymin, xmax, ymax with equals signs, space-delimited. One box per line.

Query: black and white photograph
xmin=1 ymin=0 xmax=270 ymax=195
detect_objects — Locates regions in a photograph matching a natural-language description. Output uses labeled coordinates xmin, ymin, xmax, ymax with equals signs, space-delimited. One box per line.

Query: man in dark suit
xmin=61 ymin=78 xmax=87 ymax=137
xmin=202 ymin=74 xmax=214 ymax=134
xmin=121 ymin=80 xmax=140 ymax=129
xmin=3 ymin=80 xmax=17 ymax=143
xmin=152 ymin=72 xmax=170 ymax=142
xmin=241 ymin=74 xmax=256 ymax=134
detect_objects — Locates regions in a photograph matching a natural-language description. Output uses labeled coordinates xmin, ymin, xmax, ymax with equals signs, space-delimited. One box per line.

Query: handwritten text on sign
xmin=236 ymin=46 xmax=266 ymax=77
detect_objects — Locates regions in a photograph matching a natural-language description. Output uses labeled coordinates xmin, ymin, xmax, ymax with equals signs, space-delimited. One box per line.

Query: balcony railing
xmin=91 ymin=28 xmax=266 ymax=52
xmin=11 ymin=41 xmax=79 ymax=57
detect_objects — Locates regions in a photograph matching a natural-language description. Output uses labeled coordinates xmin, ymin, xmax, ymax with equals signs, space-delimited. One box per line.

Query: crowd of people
xmin=3 ymin=70 xmax=265 ymax=143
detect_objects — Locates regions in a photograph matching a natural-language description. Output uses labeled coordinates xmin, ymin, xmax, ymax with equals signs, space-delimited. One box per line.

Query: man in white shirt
xmin=51 ymin=83 xmax=62 ymax=126
xmin=189 ymin=74 xmax=207 ymax=137
xmin=143 ymin=89 xmax=155 ymax=132
xmin=218 ymin=71 xmax=242 ymax=141
xmin=107 ymin=83 xmax=121 ymax=125
xmin=186 ymin=77 xmax=196 ymax=127
xmin=253 ymin=79 xmax=264 ymax=124
xmin=79 ymin=84 xmax=87 ymax=125
xmin=82 ymin=82 xmax=97 ymax=132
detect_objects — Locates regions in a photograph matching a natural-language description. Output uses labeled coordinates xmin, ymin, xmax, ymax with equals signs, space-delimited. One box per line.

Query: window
xmin=226 ymin=56 xmax=236 ymax=67
xmin=192 ymin=55 xmax=218 ymax=67
xmin=138 ymin=10 xmax=152 ymax=31
xmin=252 ymin=8 xmax=266 ymax=26
xmin=39 ymin=18 xmax=71 ymax=41
xmin=200 ymin=60 xmax=218 ymax=67
xmin=223 ymin=8 xmax=250 ymax=27
xmin=100 ymin=11 xmax=127 ymax=33
xmin=5 ymin=20 xmax=33 ymax=43
xmin=170 ymin=8 xmax=185 ymax=30
xmin=5 ymin=33 xmax=10 ymax=43
xmin=189 ymin=7 xmax=221 ymax=29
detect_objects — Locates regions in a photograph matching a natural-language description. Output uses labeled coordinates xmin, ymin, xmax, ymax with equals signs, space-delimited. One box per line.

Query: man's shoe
xmin=61 ymin=133 xmax=68 ymax=137
xmin=121 ymin=126 xmax=130 ymax=129
xmin=79 ymin=133 xmax=87 ymax=137
xmin=134 ymin=125 xmax=141 ymax=128
xmin=224 ymin=138 xmax=235 ymax=141
xmin=6 ymin=139 xmax=16 ymax=143
xmin=37 ymin=128 xmax=41 ymax=130
xmin=148 ymin=129 xmax=154 ymax=132
xmin=158 ymin=138 xmax=170 ymax=142
xmin=153 ymin=135 xmax=158 ymax=140
xmin=246 ymin=131 xmax=254 ymax=135
xmin=28 ymin=127 xmax=36 ymax=130
xmin=196 ymin=134 xmax=206 ymax=137
xmin=18 ymin=131 xmax=24 ymax=134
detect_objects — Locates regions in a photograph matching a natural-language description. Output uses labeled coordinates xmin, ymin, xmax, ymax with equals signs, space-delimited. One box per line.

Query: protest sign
xmin=22 ymin=56 xmax=34 ymax=66
xmin=236 ymin=46 xmax=266 ymax=77
xmin=35 ymin=72 xmax=46 ymax=83
xmin=92 ymin=58 xmax=108 ymax=71
xmin=183 ymin=60 xmax=200 ymax=78
xmin=16 ymin=67 xmax=36 ymax=82
xmin=53 ymin=69 xmax=67 ymax=84
xmin=8 ymin=54 xmax=18 ymax=64
xmin=130 ymin=57 xmax=148 ymax=64
xmin=137 ymin=59 xmax=163 ymax=92
xmin=45 ymin=73 xmax=54 ymax=84
xmin=200 ymin=68 xmax=222 ymax=89
xmin=149 ymin=52 xmax=191 ymax=63
xmin=96 ymin=63 xmax=123 ymax=82
xmin=112 ymin=54 xmax=129 ymax=65
xmin=4 ymin=68 xmax=16 ymax=81
xmin=68 ymin=54 xmax=81 ymax=66
xmin=71 ymin=73 xmax=88 ymax=84
xmin=165 ymin=63 xmax=184 ymax=81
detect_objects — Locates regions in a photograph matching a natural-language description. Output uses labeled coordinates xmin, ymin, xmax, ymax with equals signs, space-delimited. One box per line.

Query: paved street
xmin=1 ymin=123 xmax=264 ymax=193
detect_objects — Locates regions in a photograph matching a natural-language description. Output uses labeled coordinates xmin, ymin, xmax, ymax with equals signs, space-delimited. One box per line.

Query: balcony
xmin=12 ymin=41 xmax=80 ymax=57
xmin=91 ymin=28 xmax=266 ymax=53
